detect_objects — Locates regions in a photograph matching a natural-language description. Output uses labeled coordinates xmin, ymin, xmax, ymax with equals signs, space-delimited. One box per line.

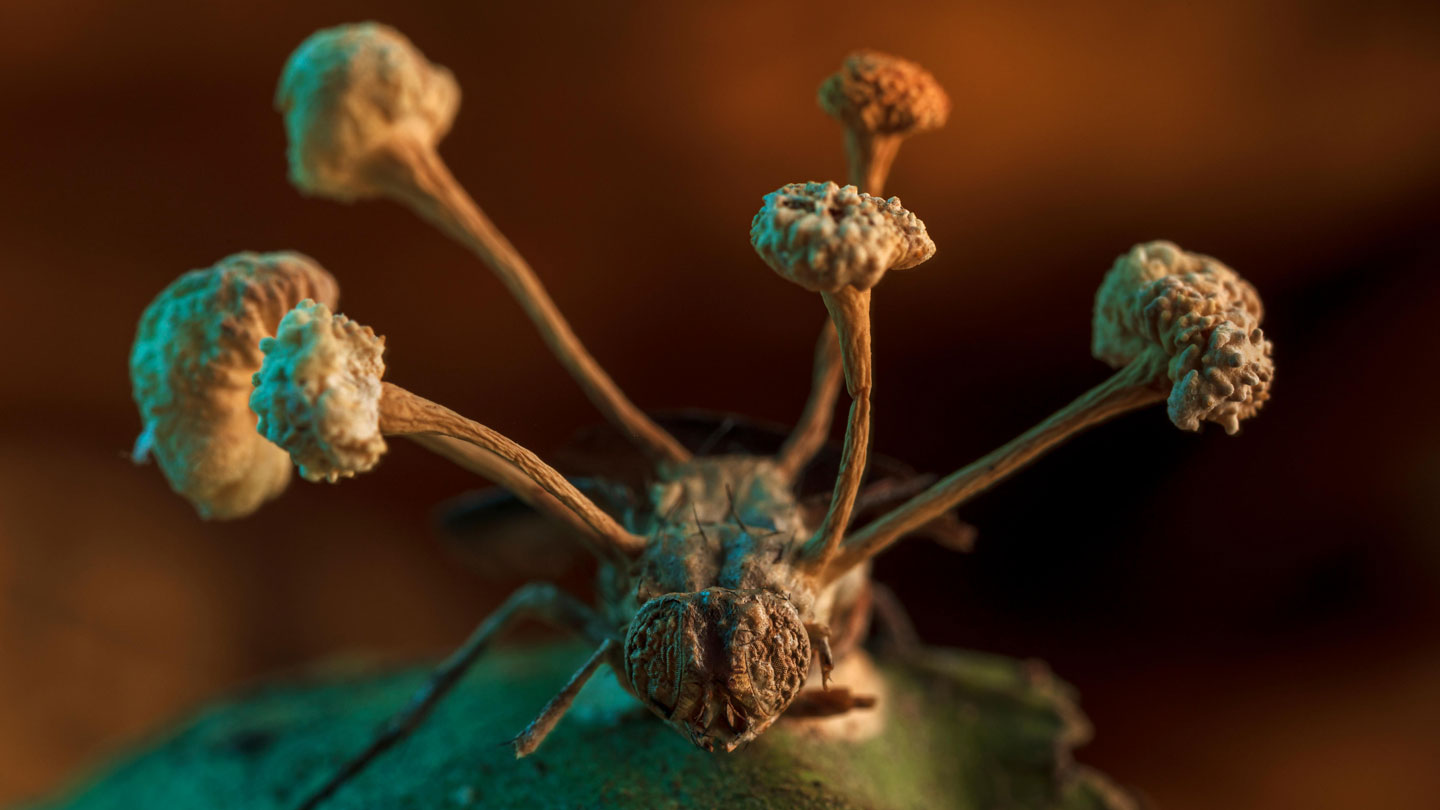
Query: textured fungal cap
xmin=130 ymin=252 xmax=339 ymax=519
xmin=276 ymin=22 xmax=459 ymax=201
xmin=250 ymin=300 xmax=387 ymax=482
xmin=818 ymin=50 xmax=950 ymax=136
xmin=750 ymin=181 xmax=935 ymax=292
xmin=623 ymin=589 xmax=810 ymax=752
xmin=1093 ymin=241 xmax=1275 ymax=434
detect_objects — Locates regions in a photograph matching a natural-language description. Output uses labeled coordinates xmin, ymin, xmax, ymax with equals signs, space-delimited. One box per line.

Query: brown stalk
xmin=800 ymin=287 xmax=873 ymax=571
xmin=778 ymin=60 xmax=922 ymax=489
xmin=823 ymin=352 xmax=1169 ymax=582
xmin=774 ymin=319 xmax=843 ymax=479
xmin=844 ymin=130 xmax=902 ymax=195
xmin=370 ymin=138 xmax=691 ymax=465
xmin=378 ymin=382 xmax=647 ymax=561
xmin=406 ymin=434 xmax=597 ymax=541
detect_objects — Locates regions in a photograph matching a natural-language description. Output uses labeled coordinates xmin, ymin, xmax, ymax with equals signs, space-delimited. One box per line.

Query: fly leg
xmin=511 ymin=638 xmax=617 ymax=756
xmin=793 ymin=607 xmax=881 ymax=719
xmin=294 ymin=583 xmax=612 ymax=810
xmin=804 ymin=622 xmax=835 ymax=687
xmin=785 ymin=688 xmax=878 ymax=717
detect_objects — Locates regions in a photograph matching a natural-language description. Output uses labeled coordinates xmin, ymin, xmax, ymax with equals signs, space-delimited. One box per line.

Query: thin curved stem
xmin=843 ymin=130 xmax=902 ymax=195
xmin=378 ymin=382 xmax=647 ymax=561
xmin=775 ymin=319 xmax=843 ymax=479
xmin=406 ymin=434 xmax=597 ymax=540
xmin=823 ymin=355 xmax=1168 ymax=582
xmin=800 ymin=287 xmax=873 ymax=572
xmin=371 ymin=138 xmax=691 ymax=466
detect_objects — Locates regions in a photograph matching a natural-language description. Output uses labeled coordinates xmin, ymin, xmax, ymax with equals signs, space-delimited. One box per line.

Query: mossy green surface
xmin=41 ymin=644 xmax=1137 ymax=810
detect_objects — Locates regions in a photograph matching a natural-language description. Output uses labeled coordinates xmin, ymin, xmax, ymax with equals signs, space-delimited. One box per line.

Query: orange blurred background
xmin=1 ymin=1 xmax=1438 ymax=807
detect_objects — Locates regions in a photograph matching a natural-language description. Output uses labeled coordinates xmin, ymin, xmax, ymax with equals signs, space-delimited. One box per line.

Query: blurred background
xmin=1 ymin=0 xmax=1438 ymax=807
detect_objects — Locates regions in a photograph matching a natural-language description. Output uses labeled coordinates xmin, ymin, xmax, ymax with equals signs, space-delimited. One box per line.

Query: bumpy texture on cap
xmin=250 ymin=300 xmax=387 ymax=483
xmin=130 ymin=252 xmax=339 ymax=519
xmin=818 ymin=50 xmax=950 ymax=136
xmin=276 ymin=22 xmax=459 ymax=201
xmin=1093 ymin=241 xmax=1274 ymax=434
xmin=750 ymin=181 xmax=935 ymax=292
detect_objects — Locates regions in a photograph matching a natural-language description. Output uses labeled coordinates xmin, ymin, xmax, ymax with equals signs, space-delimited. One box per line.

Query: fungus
xmin=115 ymin=31 xmax=1278 ymax=789
xmin=749 ymin=180 xmax=935 ymax=399
xmin=776 ymin=57 xmax=951 ymax=486
xmin=250 ymin=300 xmax=646 ymax=560
xmin=1092 ymin=241 xmax=1274 ymax=435
xmin=818 ymin=50 xmax=950 ymax=194
xmin=751 ymin=181 xmax=936 ymax=573
xmin=129 ymin=251 xmax=338 ymax=519
xmin=276 ymin=22 xmax=459 ymax=202
xmin=276 ymin=23 xmax=689 ymax=464
xmin=773 ymin=320 xmax=844 ymax=479
xmin=750 ymin=181 xmax=934 ymax=295
xmin=250 ymin=300 xmax=387 ymax=483
xmin=825 ymin=241 xmax=1275 ymax=581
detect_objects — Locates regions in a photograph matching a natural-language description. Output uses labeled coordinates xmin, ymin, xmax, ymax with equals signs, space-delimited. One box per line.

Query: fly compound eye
xmin=622 ymin=594 xmax=691 ymax=717
xmin=623 ymin=590 xmax=811 ymax=751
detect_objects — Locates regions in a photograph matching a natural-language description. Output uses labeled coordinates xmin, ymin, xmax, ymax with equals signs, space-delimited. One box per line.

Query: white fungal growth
xmin=818 ymin=50 xmax=950 ymax=136
xmin=1093 ymin=241 xmax=1275 ymax=434
xmin=251 ymin=300 xmax=388 ymax=482
xmin=129 ymin=251 xmax=339 ymax=519
xmin=276 ymin=21 xmax=460 ymax=201
xmin=750 ymin=181 xmax=935 ymax=292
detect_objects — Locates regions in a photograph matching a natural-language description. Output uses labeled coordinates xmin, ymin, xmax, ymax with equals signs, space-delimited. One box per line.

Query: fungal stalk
xmin=775 ymin=51 xmax=950 ymax=480
xmin=818 ymin=50 xmax=950 ymax=195
xmin=249 ymin=299 xmax=646 ymax=561
xmin=374 ymin=383 xmax=646 ymax=560
xmin=276 ymin=22 xmax=689 ymax=464
xmin=773 ymin=319 xmax=843 ymax=478
xmin=751 ymin=180 xmax=936 ymax=572
xmin=823 ymin=241 xmax=1275 ymax=580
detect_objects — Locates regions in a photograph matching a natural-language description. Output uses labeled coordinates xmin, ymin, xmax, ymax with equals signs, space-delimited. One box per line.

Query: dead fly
xmin=128 ymin=24 xmax=1276 ymax=810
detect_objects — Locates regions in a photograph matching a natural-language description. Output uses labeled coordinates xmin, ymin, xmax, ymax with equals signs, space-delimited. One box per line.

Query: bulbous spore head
xmin=750 ymin=181 xmax=934 ymax=293
xmin=276 ymin=22 xmax=460 ymax=201
xmin=129 ymin=251 xmax=338 ymax=519
xmin=623 ymin=589 xmax=810 ymax=752
xmin=250 ymin=300 xmax=387 ymax=482
xmin=1092 ymin=240 xmax=1275 ymax=434
xmin=818 ymin=49 xmax=950 ymax=137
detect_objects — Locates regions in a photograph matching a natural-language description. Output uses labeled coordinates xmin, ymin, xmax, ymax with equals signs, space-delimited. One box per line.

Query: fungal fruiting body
xmin=818 ymin=49 xmax=950 ymax=194
xmin=276 ymin=20 xmax=690 ymax=465
xmin=126 ymin=24 xmax=1277 ymax=810
xmin=750 ymin=181 xmax=935 ymax=293
xmin=276 ymin=22 xmax=459 ymax=201
xmin=1093 ymin=241 xmax=1275 ymax=434
xmin=129 ymin=251 xmax=337 ymax=519
xmin=250 ymin=300 xmax=387 ymax=482
xmin=818 ymin=50 xmax=951 ymax=137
